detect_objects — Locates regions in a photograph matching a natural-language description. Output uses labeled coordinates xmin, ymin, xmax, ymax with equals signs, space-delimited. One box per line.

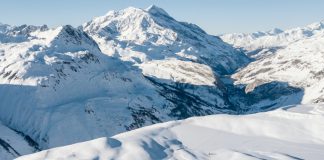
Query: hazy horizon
xmin=1 ymin=0 xmax=324 ymax=35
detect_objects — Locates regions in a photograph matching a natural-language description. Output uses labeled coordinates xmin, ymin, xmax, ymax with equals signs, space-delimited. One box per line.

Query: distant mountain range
xmin=222 ymin=20 xmax=324 ymax=104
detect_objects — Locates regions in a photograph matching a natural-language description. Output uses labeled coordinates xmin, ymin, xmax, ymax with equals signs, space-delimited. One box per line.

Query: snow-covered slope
xmin=233 ymin=33 xmax=324 ymax=103
xmin=221 ymin=21 xmax=324 ymax=104
xmin=17 ymin=104 xmax=324 ymax=160
xmin=0 ymin=121 xmax=38 ymax=160
xmin=0 ymin=23 xmax=165 ymax=149
xmin=139 ymin=59 xmax=216 ymax=86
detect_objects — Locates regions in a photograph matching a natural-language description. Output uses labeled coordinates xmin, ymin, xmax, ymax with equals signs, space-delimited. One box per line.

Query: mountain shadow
xmin=144 ymin=75 xmax=304 ymax=118
xmin=224 ymin=79 xmax=304 ymax=114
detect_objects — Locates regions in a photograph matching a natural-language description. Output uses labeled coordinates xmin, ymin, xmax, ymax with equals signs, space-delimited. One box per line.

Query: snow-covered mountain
xmin=17 ymin=104 xmax=324 ymax=160
xmin=82 ymin=5 xmax=249 ymax=75
xmin=81 ymin=5 xmax=301 ymax=113
xmin=0 ymin=23 xmax=48 ymax=43
xmin=1 ymin=5 xmax=324 ymax=160
xmin=0 ymin=6 xmax=253 ymax=158
xmin=1 ymin=24 xmax=165 ymax=150
xmin=221 ymin=21 xmax=324 ymax=59
xmin=221 ymin=21 xmax=324 ymax=104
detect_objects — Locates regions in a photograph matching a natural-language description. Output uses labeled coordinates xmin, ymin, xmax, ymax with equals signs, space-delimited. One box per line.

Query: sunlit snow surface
xmin=17 ymin=104 xmax=324 ymax=160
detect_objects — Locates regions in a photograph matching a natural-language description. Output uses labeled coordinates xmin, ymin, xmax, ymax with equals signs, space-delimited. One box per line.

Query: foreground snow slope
xmin=17 ymin=104 xmax=324 ymax=160
xmin=0 ymin=122 xmax=37 ymax=160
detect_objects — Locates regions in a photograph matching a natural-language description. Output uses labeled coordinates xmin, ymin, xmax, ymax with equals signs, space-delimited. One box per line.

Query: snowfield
xmin=17 ymin=104 xmax=324 ymax=160
xmin=138 ymin=59 xmax=217 ymax=86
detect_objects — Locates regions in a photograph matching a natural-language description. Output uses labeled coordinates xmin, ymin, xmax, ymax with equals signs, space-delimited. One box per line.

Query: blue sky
xmin=0 ymin=0 xmax=323 ymax=34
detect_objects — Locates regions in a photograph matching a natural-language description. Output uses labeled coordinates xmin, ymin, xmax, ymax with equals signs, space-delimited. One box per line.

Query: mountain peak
xmin=122 ymin=6 xmax=143 ymax=13
xmin=145 ymin=5 xmax=169 ymax=16
xmin=267 ymin=28 xmax=283 ymax=35
xmin=306 ymin=21 xmax=324 ymax=31
xmin=0 ymin=23 xmax=10 ymax=33
xmin=58 ymin=25 xmax=79 ymax=36
xmin=46 ymin=25 xmax=100 ymax=53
